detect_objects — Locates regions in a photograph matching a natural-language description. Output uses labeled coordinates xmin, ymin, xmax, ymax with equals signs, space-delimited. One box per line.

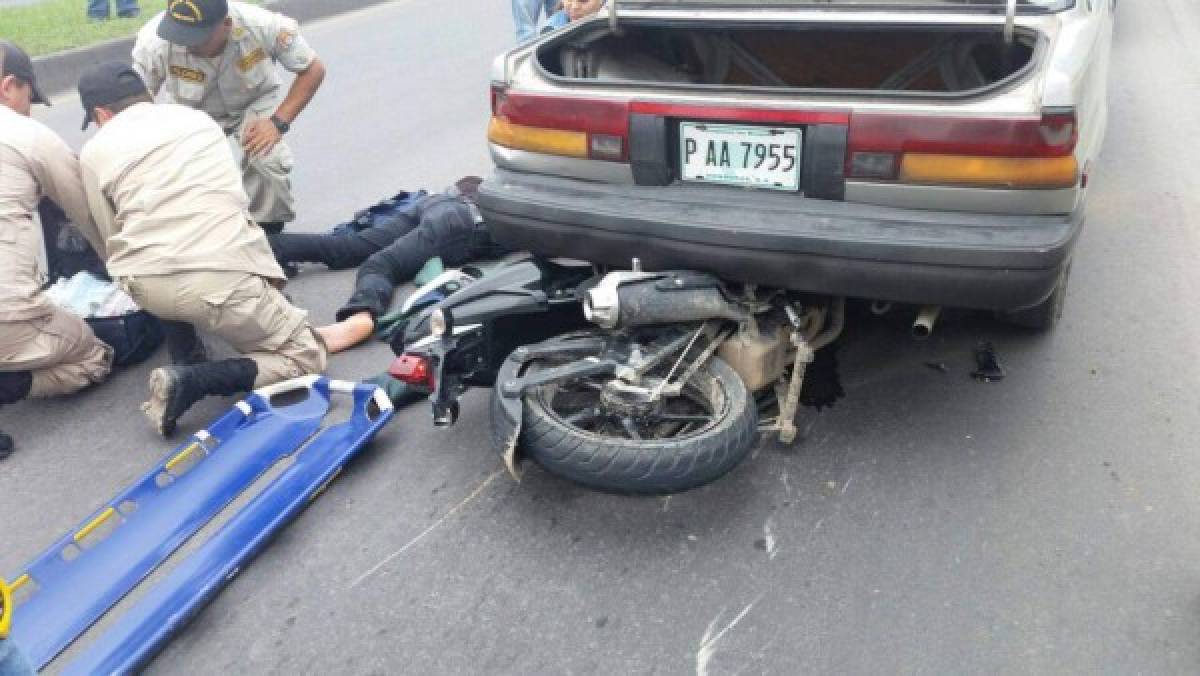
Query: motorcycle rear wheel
xmin=494 ymin=353 xmax=758 ymax=494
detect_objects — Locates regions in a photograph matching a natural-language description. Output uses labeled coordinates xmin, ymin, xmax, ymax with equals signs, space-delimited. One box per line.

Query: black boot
xmin=163 ymin=321 xmax=208 ymax=365
xmin=142 ymin=358 xmax=258 ymax=437
xmin=260 ymin=221 xmax=286 ymax=235
xmin=0 ymin=371 xmax=33 ymax=460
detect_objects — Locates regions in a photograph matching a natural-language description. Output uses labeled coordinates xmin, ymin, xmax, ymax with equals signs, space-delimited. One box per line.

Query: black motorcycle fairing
xmin=397 ymin=257 xmax=595 ymax=427
xmin=393 ymin=257 xmax=594 ymax=356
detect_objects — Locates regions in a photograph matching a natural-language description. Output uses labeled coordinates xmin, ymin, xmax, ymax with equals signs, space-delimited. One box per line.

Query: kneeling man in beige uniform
xmin=0 ymin=41 xmax=114 ymax=457
xmin=75 ymin=62 xmax=326 ymax=436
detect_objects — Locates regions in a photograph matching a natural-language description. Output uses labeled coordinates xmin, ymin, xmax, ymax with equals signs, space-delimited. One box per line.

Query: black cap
xmin=157 ymin=0 xmax=229 ymax=48
xmin=0 ymin=40 xmax=48 ymax=105
xmin=78 ymin=62 xmax=149 ymax=130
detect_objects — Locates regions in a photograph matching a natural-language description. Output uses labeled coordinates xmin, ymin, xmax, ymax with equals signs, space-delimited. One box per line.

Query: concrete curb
xmin=32 ymin=0 xmax=392 ymax=97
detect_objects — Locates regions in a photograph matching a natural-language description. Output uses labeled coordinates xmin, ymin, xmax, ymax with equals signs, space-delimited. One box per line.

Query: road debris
xmin=696 ymin=598 xmax=762 ymax=676
xmin=971 ymin=342 xmax=1006 ymax=382
xmin=350 ymin=469 xmax=503 ymax=588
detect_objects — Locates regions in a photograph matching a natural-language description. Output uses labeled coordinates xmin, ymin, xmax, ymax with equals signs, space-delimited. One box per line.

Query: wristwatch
xmin=270 ymin=115 xmax=291 ymax=134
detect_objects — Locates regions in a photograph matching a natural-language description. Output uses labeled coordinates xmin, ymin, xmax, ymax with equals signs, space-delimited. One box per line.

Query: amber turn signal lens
xmin=488 ymin=117 xmax=589 ymax=159
xmin=899 ymin=154 xmax=1079 ymax=189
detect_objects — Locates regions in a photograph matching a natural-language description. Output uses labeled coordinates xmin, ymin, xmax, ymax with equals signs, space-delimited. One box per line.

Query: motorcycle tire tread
xmin=493 ymin=357 xmax=758 ymax=494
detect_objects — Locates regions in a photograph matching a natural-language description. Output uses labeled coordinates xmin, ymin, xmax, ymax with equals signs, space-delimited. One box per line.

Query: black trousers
xmin=268 ymin=195 xmax=507 ymax=321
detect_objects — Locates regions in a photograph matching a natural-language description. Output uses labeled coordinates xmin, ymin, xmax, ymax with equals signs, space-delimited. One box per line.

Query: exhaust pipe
xmin=584 ymin=272 xmax=748 ymax=329
xmin=912 ymin=305 xmax=941 ymax=340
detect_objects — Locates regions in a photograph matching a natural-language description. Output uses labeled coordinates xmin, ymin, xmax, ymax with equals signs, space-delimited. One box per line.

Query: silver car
xmin=477 ymin=0 xmax=1115 ymax=329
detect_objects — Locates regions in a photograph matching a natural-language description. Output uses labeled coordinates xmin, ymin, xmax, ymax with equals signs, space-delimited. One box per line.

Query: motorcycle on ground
xmin=386 ymin=256 xmax=846 ymax=494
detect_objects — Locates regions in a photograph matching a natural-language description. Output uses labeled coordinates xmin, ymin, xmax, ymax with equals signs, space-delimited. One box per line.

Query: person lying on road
xmin=268 ymin=177 xmax=509 ymax=354
xmin=75 ymin=62 xmax=327 ymax=437
xmin=0 ymin=41 xmax=115 ymax=460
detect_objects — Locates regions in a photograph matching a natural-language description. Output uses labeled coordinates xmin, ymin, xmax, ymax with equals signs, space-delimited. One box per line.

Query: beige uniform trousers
xmin=0 ymin=308 xmax=114 ymax=398
xmin=120 ymin=271 xmax=325 ymax=387
xmin=228 ymin=115 xmax=296 ymax=226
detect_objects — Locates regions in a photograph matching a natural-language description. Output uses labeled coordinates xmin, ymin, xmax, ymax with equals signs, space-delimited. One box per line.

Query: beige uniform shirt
xmin=78 ymin=102 xmax=285 ymax=281
xmin=131 ymin=2 xmax=316 ymax=130
xmin=0 ymin=105 xmax=101 ymax=322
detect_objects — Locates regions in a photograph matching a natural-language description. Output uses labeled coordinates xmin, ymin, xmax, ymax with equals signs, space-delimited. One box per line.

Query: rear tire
xmin=496 ymin=355 xmax=758 ymax=495
xmin=998 ymin=263 xmax=1071 ymax=331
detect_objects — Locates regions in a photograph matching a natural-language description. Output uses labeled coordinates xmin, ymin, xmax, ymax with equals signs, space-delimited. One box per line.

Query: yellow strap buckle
xmin=0 ymin=577 xmax=13 ymax=640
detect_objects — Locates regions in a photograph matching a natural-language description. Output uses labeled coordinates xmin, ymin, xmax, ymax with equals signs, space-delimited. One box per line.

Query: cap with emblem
xmin=157 ymin=0 xmax=230 ymax=48
xmin=78 ymin=62 xmax=149 ymax=130
xmin=0 ymin=40 xmax=49 ymax=105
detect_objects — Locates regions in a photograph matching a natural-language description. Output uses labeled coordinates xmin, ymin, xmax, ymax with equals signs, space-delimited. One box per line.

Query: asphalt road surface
xmin=3 ymin=1 xmax=1199 ymax=673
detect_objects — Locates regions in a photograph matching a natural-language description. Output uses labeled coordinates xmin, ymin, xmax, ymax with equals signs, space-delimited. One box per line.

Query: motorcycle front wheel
xmin=493 ymin=350 xmax=758 ymax=494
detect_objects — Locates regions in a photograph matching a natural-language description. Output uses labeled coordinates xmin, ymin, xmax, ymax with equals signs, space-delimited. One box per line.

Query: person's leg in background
xmin=115 ymin=0 xmax=139 ymax=18
xmin=86 ymin=0 xmax=111 ymax=20
xmin=512 ymin=0 xmax=545 ymax=43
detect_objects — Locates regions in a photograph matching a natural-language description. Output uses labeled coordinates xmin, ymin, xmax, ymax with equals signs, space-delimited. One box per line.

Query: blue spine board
xmin=6 ymin=379 xmax=355 ymax=669
xmin=66 ymin=381 xmax=393 ymax=675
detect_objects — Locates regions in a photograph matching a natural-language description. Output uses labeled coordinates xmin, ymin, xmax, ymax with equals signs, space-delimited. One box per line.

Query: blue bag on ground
xmin=330 ymin=189 xmax=429 ymax=236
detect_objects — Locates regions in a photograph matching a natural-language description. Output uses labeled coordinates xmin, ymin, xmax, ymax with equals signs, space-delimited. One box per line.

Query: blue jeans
xmin=87 ymin=0 xmax=140 ymax=18
xmin=0 ymin=641 xmax=34 ymax=676
xmin=512 ymin=0 xmax=560 ymax=43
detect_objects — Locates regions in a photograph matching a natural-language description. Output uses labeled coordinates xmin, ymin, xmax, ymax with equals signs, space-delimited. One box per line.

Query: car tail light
xmin=389 ymin=354 xmax=435 ymax=388
xmin=847 ymin=110 xmax=1079 ymax=189
xmin=488 ymin=118 xmax=588 ymax=159
xmin=488 ymin=86 xmax=629 ymax=162
xmin=899 ymin=155 xmax=1079 ymax=188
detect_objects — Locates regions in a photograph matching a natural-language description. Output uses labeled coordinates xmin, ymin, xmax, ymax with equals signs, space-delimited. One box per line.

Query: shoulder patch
xmin=169 ymin=65 xmax=206 ymax=83
xmin=232 ymin=26 xmax=247 ymax=40
xmin=237 ymin=47 xmax=267 ymax=72
xmin=276 ymin=30 xmax=296 ymax=50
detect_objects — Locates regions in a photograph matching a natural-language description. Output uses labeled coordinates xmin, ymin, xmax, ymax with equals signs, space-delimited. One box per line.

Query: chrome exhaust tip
xmin=912 ymin=305 xmax=942 ymax=340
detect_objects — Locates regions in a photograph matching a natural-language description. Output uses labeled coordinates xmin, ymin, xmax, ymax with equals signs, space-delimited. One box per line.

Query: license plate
xmin=680 ymin=123 xmax=803 ymax=192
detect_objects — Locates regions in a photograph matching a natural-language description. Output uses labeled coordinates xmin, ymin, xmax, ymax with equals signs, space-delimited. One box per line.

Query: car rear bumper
xmin=477 ymin=170 xmax=1083 ymax=311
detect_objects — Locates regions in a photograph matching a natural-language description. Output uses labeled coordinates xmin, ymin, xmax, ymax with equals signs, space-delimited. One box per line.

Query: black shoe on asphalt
xmin=281 ymin=261 xmax=299 ymax=278
xmin=0 ymin=430 xmax=13 ymax=460
xmin=260 ymin=221 xmax=286 ymax=235
xmin=143 ymin=359 xmax=259 ymax=437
